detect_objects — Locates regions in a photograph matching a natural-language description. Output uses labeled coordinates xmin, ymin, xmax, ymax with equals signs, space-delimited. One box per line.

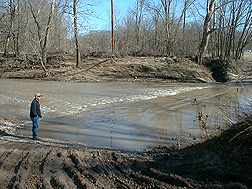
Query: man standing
xmin=30 ymin=93 xmax=43 ymax=140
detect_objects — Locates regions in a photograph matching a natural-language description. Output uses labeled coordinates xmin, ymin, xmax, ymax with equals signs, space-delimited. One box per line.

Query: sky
xmin=86 ymin=0 xmax=136 ymax=31
xmin=83 ymin=0 xmax=207 ymax=32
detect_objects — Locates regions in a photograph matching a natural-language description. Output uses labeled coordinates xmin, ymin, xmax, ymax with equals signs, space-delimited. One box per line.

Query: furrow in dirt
xmin=0 ymin=141 xmax=28 ymax=163
xmin=40 ymin=147 xmax=76 ymax=188
xmin=0 ymin=143 xmax=33 ymax=188
xmin=50 ymin=173 xmax=72 ymax=188
xmin=39 ymin=149 xmax=52 ymax=174
xmin=9 ymin=144 xmax=51 ymax=188
xmin=63 ymin=157 xmax=92 ymax=188
xmin=0 ymin=115 xmax=251 ymax=189
xmin=8 ymin=151 xmax=31 ymax=188
xmin=129 ymin=171 xmax=175 ymax=189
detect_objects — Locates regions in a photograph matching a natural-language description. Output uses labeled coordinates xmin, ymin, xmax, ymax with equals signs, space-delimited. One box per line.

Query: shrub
xmin=204 ymin=59 xmax=230 ymax=82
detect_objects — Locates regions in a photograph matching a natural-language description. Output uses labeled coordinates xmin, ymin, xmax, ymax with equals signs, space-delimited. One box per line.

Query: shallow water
xmin=0 ymin=79 xmax=251 ymax=151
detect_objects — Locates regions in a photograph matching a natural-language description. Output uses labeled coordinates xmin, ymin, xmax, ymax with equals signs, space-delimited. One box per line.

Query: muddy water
xmin=0 ymin=79 xmax=251 ymax=151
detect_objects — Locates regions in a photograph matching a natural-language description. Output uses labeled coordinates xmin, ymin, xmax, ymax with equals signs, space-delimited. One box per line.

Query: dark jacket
xmin=30 ymin=99 xmax=42 ymax=119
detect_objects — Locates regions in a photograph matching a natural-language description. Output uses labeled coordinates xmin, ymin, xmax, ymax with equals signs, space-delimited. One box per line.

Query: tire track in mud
xmin=61 ymin=149 xmax=177 ymax=188
xmin=0 ymin=140 xmax=206 ymax=188
xmin=7 ymin=144 xmax=51 ymax=188
xmin=0 ymin=142 xmax=33 ymax=188
xmin=2 ymin=143 xmax=183 ymax=189
xmin=1 ymin=137 xmax=248 ymax=188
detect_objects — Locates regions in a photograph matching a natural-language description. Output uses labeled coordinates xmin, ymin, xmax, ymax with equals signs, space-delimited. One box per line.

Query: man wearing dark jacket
xmin=30 ymin=93 xmax=43 ymax=139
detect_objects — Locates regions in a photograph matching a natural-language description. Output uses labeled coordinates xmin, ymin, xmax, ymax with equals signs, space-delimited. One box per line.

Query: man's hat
xmin=35 ymin=93 xmax=43 ymax=97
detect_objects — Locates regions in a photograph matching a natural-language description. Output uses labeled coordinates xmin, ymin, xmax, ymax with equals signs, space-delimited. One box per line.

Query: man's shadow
xmin=0 ymin=130 xmax=42 ymax=141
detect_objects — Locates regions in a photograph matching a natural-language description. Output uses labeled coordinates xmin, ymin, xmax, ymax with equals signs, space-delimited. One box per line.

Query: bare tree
xmin=175 ymin=0 xmax=196 ymax=52
xmin=11 ymin=0 xmax=20 ymax=56
xmin=198 ymin=0 xmax=216 ymax=64
xmin=134 ymin=0 xmax=145 ymax=44
xmin=160 ymin=0 xmax=172 ymax=55
xmin=232 ymin=0 xmax=252 ymax=60
xmin=3 ymin=0 xmax=17 ymax=56
xmin=28 ymin=0 xmax=55 ymax=76
xmin=61 ymin=0 xmax=100 ymax=67
xmin=205 ymin=0 xmax=252 ymax=59
xmin=77 ymin=0 xmax=251 ymax=61
xmin=1 ymin=0 xmax=30 ymax=56
xmin=73 ymin=0 xmax=80 ymax=67
xmin=1 ymin=0 xmax=250 ymax=65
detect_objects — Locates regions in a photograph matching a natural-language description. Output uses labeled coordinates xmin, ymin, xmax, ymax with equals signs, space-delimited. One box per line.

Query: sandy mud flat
xmin=0 ymin=117 xmax=251 ymax=188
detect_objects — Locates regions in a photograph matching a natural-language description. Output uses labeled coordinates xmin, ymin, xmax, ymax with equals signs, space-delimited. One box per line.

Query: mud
xmin=0 ymin=54 xmax=215 ymax=83
xmin=0 ymin=117 xmax=251 ymax=188
xmin=1 ymin=52 xmax=251 ymax=86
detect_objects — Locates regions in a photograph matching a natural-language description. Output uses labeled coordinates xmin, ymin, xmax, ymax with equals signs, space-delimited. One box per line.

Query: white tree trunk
xmin=198 ymin=0 xmax=216 ymax=64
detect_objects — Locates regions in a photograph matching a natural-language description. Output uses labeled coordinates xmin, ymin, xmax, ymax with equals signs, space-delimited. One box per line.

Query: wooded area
xmin=0 ymin=0 xmax=251 ymax=75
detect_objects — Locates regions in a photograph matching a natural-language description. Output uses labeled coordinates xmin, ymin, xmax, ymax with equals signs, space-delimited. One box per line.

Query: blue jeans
xmin=31 ymin=117 xmax=39 ymax=139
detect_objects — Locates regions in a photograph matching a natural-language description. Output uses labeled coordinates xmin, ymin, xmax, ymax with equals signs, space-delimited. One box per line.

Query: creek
xmin=0 ymin=79 xmax=251 ymax=151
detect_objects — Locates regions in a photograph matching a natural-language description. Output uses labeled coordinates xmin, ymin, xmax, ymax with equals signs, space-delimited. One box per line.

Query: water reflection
xmin=47 ymin=86 xmax=249 ymax=151
xmin=19 ymin=87 xmax=251 ymax=151
xmin=0 ymin=79 xmax=250 ymax=151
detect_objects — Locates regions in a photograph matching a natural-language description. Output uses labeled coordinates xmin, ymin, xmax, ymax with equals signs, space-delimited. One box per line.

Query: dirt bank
xmin=1 ymin=52 xmax=251 ymax=83
xmin=0 ymin=117 xmax=251 ymax=188
xmin=0 ymin=53 xmax=215 ymax=83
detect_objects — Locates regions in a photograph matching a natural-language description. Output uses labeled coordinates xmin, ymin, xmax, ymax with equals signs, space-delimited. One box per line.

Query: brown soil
xmin=1 ymin=52 xmax=250 ymax=84
xmin=0 ymin=53 xmax=215 ymax=83
xmin=0 ymin=117 xmax=251 ymax=188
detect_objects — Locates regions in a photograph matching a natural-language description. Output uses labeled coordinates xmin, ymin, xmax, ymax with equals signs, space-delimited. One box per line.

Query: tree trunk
xmin=111 ymin=0 xmax=115 ymax=54
xmin=40 ymin=55 xmax=48 ymax=76
xmin=73 ymin=0 xmax=80 ymax=68
xmin=29 ymin=0 xmax=55 ymax=77
xmin=161 ymin=0 xmax=172 ymax=56
xmin=235 ymin=9 xmax=252 ymax=60
xmin=4 ymin=36 xmax=11 ymax=56
xmin=198 ymin=0 xmax=216 ymax=64
xmin=4 ymin=0 xmax=16 ymax=56
xmin=13 ymin=0 xmax=20 ymax=56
